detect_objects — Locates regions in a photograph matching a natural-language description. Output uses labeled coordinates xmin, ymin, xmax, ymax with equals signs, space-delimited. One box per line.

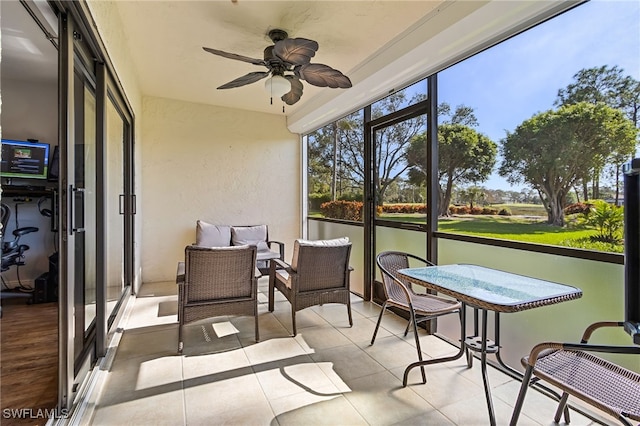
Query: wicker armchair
xmin=268 ymin=238 xmax=353 ymax=336
xmin=178 ymin=244 xmax=258 ymax=353
xmin=510 ymin=321 xmax=640 ymax=426
xmin=373 ymin=251 xmax=462 ymax=384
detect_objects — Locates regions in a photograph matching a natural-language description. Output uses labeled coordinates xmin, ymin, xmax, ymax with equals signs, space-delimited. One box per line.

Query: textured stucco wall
xmin=141 ymin=96 xmax=300 ymax=282
xmin=87 ymin=0 xmax=144 ymax=291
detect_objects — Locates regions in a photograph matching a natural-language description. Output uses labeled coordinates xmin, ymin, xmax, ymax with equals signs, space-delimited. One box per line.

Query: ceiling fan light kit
xmin=203 ymin=28 xmax=352 ymax=108
xmin=264 ymin=74 xmax=291 ymax=98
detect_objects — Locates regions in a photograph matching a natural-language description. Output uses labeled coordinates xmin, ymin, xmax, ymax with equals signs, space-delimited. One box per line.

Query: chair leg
xmin=410 ymin=308 xmax=427 ymax=384
xmin=255 ymin=313 xmax=260 ymax=342
xmin=178 ymin=323 xmax=183 ymax=354
xmin=371 ymin=301 xmax=387 ymax=345
xmin=347 ymin=300 xmax=353 ymax=327
xmin=268 ymin=275 xmax=275 ymax=312
xmin=509 ymin=365 xmax=534 ymax=426
xmin=291 ymin=309 xmax=297 ymax=336
xmin=403 ymin=321 xmax=411 ymax=337
xmin=554 ymin=392 xmax=570 ymax=424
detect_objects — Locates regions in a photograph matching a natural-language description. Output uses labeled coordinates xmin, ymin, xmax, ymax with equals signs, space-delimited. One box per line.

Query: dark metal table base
xmin=402 ymin=305 xmax=513 ymax=426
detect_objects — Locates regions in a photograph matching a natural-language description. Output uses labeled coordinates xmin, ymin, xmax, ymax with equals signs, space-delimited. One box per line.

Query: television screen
xmin=1 ymin=139 xmax=50 ymax=180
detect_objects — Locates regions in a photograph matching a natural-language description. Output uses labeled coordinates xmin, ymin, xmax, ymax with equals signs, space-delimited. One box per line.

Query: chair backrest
xmin=294 ymin=243 xmax=352 ymax=292
xmin=184 ymin=244 xmax=257 ymax=303
xmin=376 ymin=251 xmax=432 ymax=301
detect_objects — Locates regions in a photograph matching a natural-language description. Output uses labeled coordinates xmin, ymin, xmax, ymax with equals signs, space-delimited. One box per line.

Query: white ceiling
xmin=1 ymin=0 xmax=578 ymax=129
xmin=110 ymin=0 xmax=451 ymax=116
xmin=1 ymin=0 xmax=58 ymax=84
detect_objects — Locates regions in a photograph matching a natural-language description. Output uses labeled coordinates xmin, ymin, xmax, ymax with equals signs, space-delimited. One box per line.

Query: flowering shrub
xmin=381 ymin=204 xmax=426 ymax=214
xmin=564 ymin=202 xmax=592 ymax=215
xmin=481 ymin=207 xmax=499 ymax=215
xmin=320 ymin=200 xmax=365 ymax=221
xmin=449 ymin=205 xmax=470 ymax=214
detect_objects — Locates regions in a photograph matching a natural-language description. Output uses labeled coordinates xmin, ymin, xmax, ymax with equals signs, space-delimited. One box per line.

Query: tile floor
xmin=88 ymin=279 xmax=611 ymax=425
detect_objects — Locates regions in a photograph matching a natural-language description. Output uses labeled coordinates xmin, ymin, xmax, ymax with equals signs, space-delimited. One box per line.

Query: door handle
xmin=71 ymin=186 xmax=85 ymax=233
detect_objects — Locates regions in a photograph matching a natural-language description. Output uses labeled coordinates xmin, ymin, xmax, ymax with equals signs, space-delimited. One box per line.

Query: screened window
xmin=436 ymin=0 xmax=639 ymax=254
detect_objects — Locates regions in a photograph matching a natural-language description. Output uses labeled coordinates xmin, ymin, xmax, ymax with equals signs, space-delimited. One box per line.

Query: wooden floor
xmin=1 ymin=294 xmax=58 ymax=426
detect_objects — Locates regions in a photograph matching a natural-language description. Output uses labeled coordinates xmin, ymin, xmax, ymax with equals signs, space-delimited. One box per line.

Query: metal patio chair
xmin=373 ymin=251 xmax=462 ymax=384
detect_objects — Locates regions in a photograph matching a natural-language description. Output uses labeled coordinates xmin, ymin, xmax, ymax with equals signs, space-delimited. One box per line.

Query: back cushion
xmin=196 ymin=220 xmax=231 ymax=247
xmin=291 ymin=237 xmax=350 ymax=271
xmin=231 ymin=225 xmax=269 ymax=251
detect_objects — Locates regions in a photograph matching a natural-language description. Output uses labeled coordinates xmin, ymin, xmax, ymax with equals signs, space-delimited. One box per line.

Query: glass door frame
xmin=363 ymin=76 xmax=437 ymax=304
xmin=55 ymin=0 xmax=136 ymax=410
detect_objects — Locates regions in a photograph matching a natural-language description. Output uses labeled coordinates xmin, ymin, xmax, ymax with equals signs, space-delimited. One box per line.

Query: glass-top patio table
xmin=397 ymin=264 xmax=583 ymax=426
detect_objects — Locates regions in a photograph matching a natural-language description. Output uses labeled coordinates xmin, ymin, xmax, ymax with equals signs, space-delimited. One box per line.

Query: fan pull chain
xmin=270 ymin=96 xmax=273 ymax=105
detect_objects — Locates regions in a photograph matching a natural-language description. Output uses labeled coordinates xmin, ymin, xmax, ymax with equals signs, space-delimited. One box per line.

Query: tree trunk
xmin=546 ymin=192 xmax=566 ymax=226
xmin=438 ymin=177 xmax=454 ymax=216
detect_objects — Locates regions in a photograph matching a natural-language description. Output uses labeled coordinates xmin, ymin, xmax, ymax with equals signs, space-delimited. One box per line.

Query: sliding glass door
xmin=57 ymin=2 xmax=135 ymax=409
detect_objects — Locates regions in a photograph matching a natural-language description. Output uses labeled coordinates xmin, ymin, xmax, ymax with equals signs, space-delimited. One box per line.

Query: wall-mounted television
xmin=1 ymin=139 xmax=50 ymax=180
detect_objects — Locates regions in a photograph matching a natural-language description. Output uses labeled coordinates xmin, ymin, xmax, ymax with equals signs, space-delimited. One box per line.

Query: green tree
xmin=555 ymin=65 xmax=640 ymax=201
xmin=407 ymin=124 xmax=496 ymax=216
xmin=499 ymin=102 xmax=638 ymax=226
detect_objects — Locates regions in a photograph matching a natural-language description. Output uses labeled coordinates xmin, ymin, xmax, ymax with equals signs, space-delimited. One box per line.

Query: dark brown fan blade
xmin=203 ymin=47 xmax=267 ymax=66
xmin=217 ymin=71 xmax=270 ymax=89
xmin=296 ymin=64 xmax=352 ymax=88
xmin=273 ymin=38 xmax=318 ymax=66
xmin=281 ymin=76 xmax=304 ymax=105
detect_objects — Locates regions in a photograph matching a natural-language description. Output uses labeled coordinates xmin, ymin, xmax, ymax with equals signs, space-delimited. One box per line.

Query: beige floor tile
xmin=256 ymin=361 xmax=341 ymax=400
xmin=189 ymin=397 xmax=275 ymax=426
xmin=182 ymin=346 xmax=251 ymax=380
xmin=125 ymin=295 xmax=178 ymax=329
xmin=90 ymin=281 xmax=594 ymax=426
xmin=98 ymin=355 xmax=184 ymax=406
xmin=310 ymin=344 xmax=386 ymax=382
xmin=393 ymin=410 xmax=457 ymax=425
xmin=389 ymin=362 xmax=483 ymax=409
xmin=439 ymin=392 xmax=539 ymax=426
xmin=180 ymin=321 xmax=244 ymax=356
xmin=310 ymin=302 xmax=355 ymax=324
xmin=337 ymin=315 xmax=393 ymax=344
xmin=350 ymin=298 xmax=383 ymax=319
xmin=414 ymin=334 xmax=465 ymax=359
xmin=271 ymin=303 xmax=329 ymax=333
xmin=293 ymin=324 xmax=353 ymax=352
xmin=183 ymin=373 xmax=271 ymax=421
xmin=137 ymin=280 xmax=177 ymax=297
xmin=93 ymin=390 xmax=186 ymax=425
xmin=242 ymin=336 xmax=309 ymax=366
xmin=116 ymin=326 xmax=179 ymax=360
xmin=493 ymin=380 xmax=603 ymax=426
xmin=342 ymin=370 xmax=438 ymax=425
xmin=357 ymin=334 xmax=425 ymax=371
xmin=270 ymin=393 xmax=368 ymax=425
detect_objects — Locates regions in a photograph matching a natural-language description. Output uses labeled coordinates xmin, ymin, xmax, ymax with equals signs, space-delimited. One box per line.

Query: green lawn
xmin=311 ymin=205 xmax=624 ymax=253
xmin=437 ymin=216 xmax=591 ymax=245
xmin=379 ymin=213 xmax=585 ymax=243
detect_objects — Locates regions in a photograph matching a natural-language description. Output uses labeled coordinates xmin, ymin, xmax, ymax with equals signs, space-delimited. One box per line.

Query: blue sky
xmin=437 ymin=0 xmax=640 ymax=191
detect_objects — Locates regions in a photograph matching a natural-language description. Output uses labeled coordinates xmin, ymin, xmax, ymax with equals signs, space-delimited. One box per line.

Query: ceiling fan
xmin=203 ymin=29 xmax=352 ymax=106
